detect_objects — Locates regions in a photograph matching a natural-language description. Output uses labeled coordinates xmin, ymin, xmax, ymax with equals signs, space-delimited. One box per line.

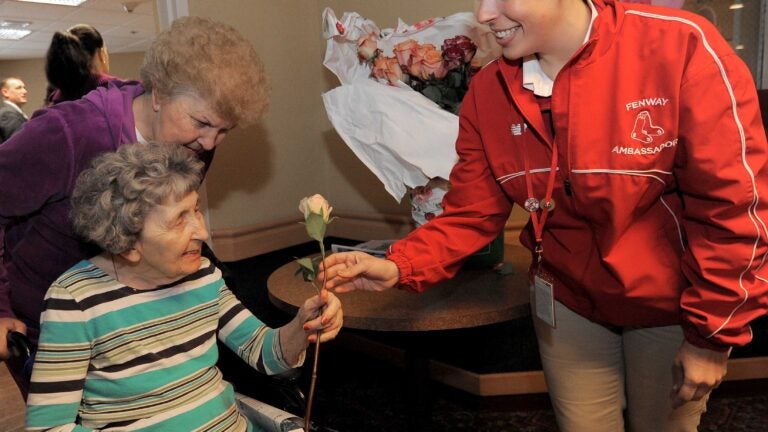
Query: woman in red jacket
xmin=321 ymin=1 xmax=768 ymax=431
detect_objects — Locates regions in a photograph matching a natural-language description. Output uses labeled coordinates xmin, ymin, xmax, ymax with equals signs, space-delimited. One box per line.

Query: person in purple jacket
xmin=0 ymin=16 xmax=269 ymax=398
xmin=44 ymin=23 xmax=122 ymax=106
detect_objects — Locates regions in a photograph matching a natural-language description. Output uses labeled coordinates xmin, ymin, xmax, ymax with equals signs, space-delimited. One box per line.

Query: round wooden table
xmin=267 ymin=243 xmax=532 ymax=332
xmin=267 ymin=243 xmax=533 ymax=430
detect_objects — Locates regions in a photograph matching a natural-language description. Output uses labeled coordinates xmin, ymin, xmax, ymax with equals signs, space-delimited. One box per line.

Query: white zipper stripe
xmin=627 ymin=10 xmax=764 ymax=340
xmin=570 ymin=168 xmax=671 ymax=185
xmin=659 ymin=196 xmax=686 ymax=252
xmin=496 ymin=167 xmax=558 ymax=184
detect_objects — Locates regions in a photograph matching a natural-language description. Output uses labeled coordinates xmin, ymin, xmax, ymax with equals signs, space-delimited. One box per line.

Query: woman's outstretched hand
xmin=318 ymin=251 xmax=400 ymax=293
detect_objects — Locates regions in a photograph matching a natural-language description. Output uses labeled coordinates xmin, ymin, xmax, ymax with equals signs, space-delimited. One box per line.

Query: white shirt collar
xmin=523 ymin=0 xmax=598 ymax=97
xmin=135 ymin=127 xmax=148 ymax=144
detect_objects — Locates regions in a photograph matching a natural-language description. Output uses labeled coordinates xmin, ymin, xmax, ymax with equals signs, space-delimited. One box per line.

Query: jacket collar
xmin=495 ymin=0 xmax=619 ymax=109
xmin=522 ymin=0 xmax=600 ymax=97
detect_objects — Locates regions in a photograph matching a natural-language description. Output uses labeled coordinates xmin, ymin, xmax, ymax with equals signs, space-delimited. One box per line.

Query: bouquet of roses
xmin=359 ymin=33 xmax=478 ymax=115
xmin=322 ymin=8 xmax=500 ymax=202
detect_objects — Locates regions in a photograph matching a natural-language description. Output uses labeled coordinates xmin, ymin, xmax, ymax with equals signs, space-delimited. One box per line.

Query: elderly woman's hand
xmin=298 ymin=290 xmax=343 ymax=343
xmin=279 ymin=290 xmax=343 ymax=365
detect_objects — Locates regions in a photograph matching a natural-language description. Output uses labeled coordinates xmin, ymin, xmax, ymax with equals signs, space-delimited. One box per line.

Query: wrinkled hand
xmin=0 ymin=317 xmax=27 ymax=360
xmin=670 ymin=341 xmax=729 ymax=409
xmin=318 ymin=251 xmax=399 ymax=293
xmin=297 ymin=290 xmax=343 ymax=343
xmin=280 ymin=290 xmax=343 ymax=365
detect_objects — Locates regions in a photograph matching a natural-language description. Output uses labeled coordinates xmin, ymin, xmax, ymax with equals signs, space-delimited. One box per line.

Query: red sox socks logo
xmin=631 ymin=110 xmax=664 ymax=143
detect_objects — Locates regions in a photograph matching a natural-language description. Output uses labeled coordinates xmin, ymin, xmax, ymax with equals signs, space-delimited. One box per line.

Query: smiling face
xmin=475 ymin=0 xmax=562 ymax=61
xmin=149 ymin=92 xmax=237 ymax=155
xmin=130 ymin=191 xmax=209 ymax=285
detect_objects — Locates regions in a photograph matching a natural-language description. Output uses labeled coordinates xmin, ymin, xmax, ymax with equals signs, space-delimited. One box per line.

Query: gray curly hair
xmin=71 ymin=142 xmax=204 ymax=254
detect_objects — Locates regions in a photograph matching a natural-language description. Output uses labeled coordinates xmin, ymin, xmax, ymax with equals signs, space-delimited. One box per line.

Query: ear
xmin=99 ymin=47 xmax=108 ymax=63
xmin=120 ymin=247 xmax=142 ymax=264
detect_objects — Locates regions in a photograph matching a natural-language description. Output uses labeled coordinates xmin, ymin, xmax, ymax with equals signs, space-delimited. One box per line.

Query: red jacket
xmin=388 ymin=0 xmax=768 ymax=351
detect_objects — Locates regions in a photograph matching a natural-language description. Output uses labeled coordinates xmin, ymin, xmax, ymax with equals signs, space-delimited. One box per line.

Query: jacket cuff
xmin=386 ymin=252 xmax=422 ymax=293
xmin=683 ymin=324 xmax=731 ymax=352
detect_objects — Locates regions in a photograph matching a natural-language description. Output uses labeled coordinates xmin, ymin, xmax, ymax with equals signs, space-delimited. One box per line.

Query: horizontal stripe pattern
xmin=27 ymin=257 xmax=294 ymax=431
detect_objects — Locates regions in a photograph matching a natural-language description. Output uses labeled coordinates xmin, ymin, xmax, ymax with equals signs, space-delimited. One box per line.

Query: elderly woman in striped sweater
xmin=25 ymin=142 xmax=343 ymax=431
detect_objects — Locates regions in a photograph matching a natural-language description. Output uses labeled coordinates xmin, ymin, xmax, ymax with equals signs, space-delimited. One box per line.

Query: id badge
xmin=534 ymin=270 xmax=556 ymax=328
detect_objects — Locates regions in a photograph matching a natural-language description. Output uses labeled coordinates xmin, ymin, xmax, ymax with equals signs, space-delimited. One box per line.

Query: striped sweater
xmin=26 ymin=258 xmax=300 ymax=431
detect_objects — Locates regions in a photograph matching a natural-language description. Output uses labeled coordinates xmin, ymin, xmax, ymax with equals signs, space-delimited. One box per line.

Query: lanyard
xmin=521 ymin=136 xmax=558 ymax=264
xmin=500 ymin=57 xmax=558 ymax=264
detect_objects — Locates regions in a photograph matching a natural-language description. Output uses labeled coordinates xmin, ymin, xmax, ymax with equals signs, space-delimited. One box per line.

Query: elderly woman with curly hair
xmin=0 ymin=16 xmax=270 ymax=396
xmin=24 ymin=142 xmax=343 ymax=431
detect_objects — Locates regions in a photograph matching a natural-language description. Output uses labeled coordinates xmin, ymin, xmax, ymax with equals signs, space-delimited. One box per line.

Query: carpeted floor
xmin=219 ymin=238 xmax=768 ymax=432
xmin=297 ymin=339 xmax=768 ymax=432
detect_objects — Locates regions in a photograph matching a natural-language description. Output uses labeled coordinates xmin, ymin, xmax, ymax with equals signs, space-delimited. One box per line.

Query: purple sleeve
xmin=0 ymin=238 xmax=9 ymax=317
xmin=0 ymin=109 xmax=73 ymax=318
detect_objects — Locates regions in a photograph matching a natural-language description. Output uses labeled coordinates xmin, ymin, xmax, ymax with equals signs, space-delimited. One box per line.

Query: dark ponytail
xmin=44 ymin=24 xmax=104 ymax=101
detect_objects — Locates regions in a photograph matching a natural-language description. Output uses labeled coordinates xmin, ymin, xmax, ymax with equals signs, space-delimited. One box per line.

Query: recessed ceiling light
xmin=1 ymin=20 xmax=32 ymax=28
xmin=17 ymin=0 xmax=88 ymax=6
xmin=0 ymin=29 xmax=32 ymax=40
xmin=0 ymin=20 xmax=33 ymax=40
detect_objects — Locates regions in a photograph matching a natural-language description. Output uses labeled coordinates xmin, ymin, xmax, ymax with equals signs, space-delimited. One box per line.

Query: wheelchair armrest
xmin=235 ymin=392 xmax=305 ymax=432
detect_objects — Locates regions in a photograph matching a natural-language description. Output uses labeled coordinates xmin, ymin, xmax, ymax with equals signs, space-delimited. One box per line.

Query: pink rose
xmin=409 ymin=43 xmax=433 ymax=77
xmin=408 ymin=58 xmax=423 ymax=78
xmin=373 ymin=56 xmax=403 ymax=84
xmin=372 ymin=56 xmax=388 ymax=80
xmin=420 ymin=47 xmax=447 ymax=80
xmin=357 ymin=32 xmax=378 ymax=62
xmin=393 ymin=39 xmax=418 ymax=67
xmin=383 ymin=57 xmax=404 ymax=85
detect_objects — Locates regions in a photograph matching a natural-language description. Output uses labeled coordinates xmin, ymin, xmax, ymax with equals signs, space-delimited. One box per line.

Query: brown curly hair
xmin=140 ymin=16 xmax=269 ymax=125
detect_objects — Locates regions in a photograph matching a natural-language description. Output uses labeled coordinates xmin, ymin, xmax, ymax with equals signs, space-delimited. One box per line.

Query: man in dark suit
xmin=0 ymin=77 xmax=28 ymax=144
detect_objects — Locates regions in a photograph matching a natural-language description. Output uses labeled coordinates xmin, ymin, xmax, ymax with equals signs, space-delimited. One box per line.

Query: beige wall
xmin=0 ymin=51 xmax=145 ymax=116
xmin=189 ymin=0 xmax=485 ymax=258
xmin=3 ymin=1 xmax=520 ymax=261
xmin=0 ymin=58 xmax=49 ymax=114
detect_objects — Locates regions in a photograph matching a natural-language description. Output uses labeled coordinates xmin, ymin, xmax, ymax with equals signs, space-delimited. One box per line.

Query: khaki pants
xmin=533 ymin=299 xmax=708 ymax=432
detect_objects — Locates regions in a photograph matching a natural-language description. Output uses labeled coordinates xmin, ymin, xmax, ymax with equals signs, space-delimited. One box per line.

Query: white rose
xmin=299 ymin=194 xmax=333 ymax=222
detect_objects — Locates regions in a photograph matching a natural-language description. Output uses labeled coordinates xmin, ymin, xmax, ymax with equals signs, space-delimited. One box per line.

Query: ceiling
xmin=0 ymin=0 xmax=156 ymax=60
